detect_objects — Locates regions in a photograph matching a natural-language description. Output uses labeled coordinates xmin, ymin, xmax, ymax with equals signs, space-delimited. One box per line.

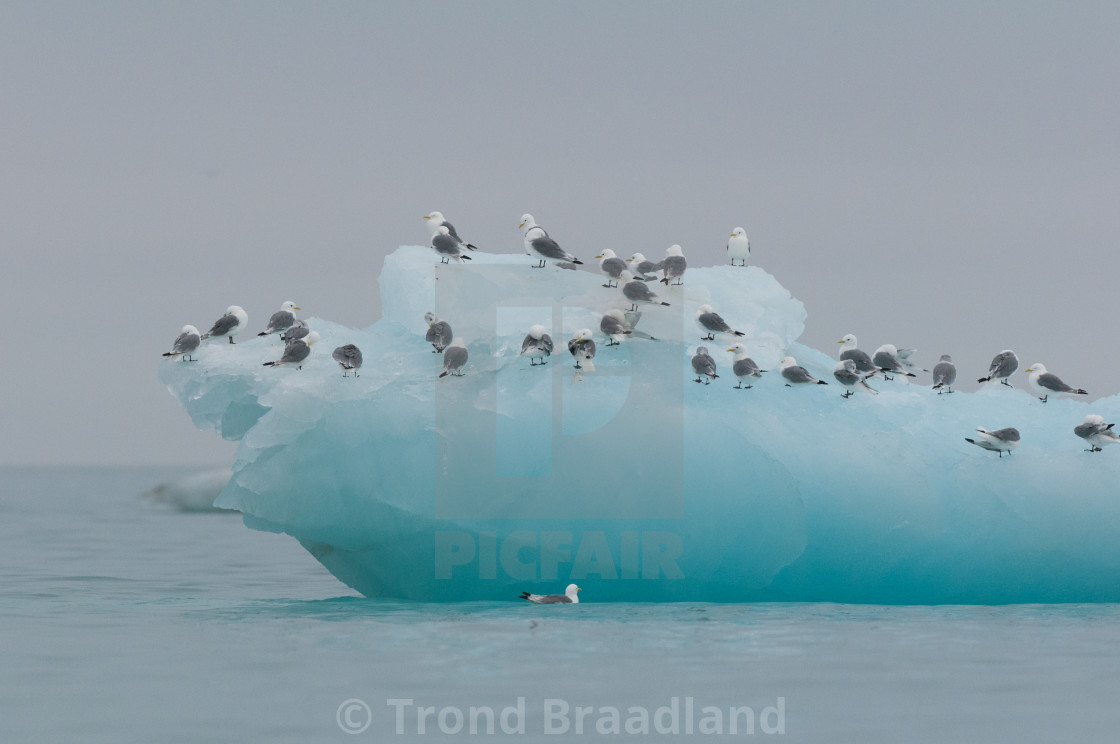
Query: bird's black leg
xmin=574 ymin=362 xmax=582 ymax=369
xmin=842 ymin=390 xmax=853 ymax=398
xmin=1001 ymin=379 xmax=1013 ymax=387
xmin=883 ymin=373 xmax=893 ymax=381
xmin=1039 ymin=395 xmax=1048 ymax=403
xmin=703 ymin=378 xmax=710 ymax=385
xmin=694 ymin=377 xmax=702 ymax=384
xmin=229 ymin=337 xmax=235 ymax=344
xmin=735 ymin=382 xmax=742 ymax=389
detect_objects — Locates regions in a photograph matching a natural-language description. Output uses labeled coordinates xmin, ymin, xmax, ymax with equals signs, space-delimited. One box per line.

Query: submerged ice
xmin=161 ymin=247 xmax=1120 ymax=603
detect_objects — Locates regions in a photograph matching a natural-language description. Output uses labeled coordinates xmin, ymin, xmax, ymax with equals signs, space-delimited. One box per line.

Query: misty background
xmin=3 ymin=1 xmax=1118 ymax=466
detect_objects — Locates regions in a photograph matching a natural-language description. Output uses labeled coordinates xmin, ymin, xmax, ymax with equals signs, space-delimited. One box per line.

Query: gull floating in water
xmin=520 ymin=584 xmax=581 ymax=604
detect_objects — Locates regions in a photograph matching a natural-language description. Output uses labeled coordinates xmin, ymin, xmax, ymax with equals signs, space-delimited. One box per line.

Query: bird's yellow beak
xmin=837 ymin=340 xmax=844 ymax=344
xmin=625 ymin=258 xmax=632 ymax=262
xmin=594 ymin=254 xmax=603 ymax=259
xmin=730 ymin=232 xmax=736 ymax=237
xmin=519 ymin=221 xmax=525 ymax=229
xmin=294 ymin=306 xmax=302 ymax=311
xmin=423 ymin=215 xmax=431 ymax=220
xmin=576 ymin=587 xmax=581 ymax=592
xmin=726 ymin=348 xmax=735 ymax=352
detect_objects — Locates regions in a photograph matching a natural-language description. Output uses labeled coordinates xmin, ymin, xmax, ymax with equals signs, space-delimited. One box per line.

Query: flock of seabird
xmin=163 ymin=210 xmax=1113 ymax=458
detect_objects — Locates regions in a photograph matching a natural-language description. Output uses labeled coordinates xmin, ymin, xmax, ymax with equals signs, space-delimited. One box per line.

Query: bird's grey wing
xmin=444 ymin=346 xmax=468 ymax=370
xmin=432 ymin=321 xmax=452 ymax=345
xmin=521 ymin=334 xmax=536 ymax=354
xmin=1075 ymin=422 xmax=1104 ymax=438
xmin=839 ymin=349 xmax=873 ymax=373
xmin=602 ymin=257 xmax=627 ymax=277
xmin=783 ymin=366 xmax=815 ymax=383
xmin=991 ymin=427 xmax=1020 ymax=442
xmin=441 ymin=220 xmax=463 ymax=243
xmin=535 ymin=594 xmax=572 ymax=604
xmin=733 ymin=358 xmax=760 ymax=377
xmin=1037 ymin=373 xmax=1072 ymax=393
xmin=991 ymin=352 xmax=1018 ymax=377
xmin=281 ymin=342 xmax=311 ymax=364
xmin=932 ymin=361 xmax=956 ymax=385
xmin=333 ymin=344 xmax=362 ymax=366
xmin=663 ymin=256 xmax=687 ymax=276
xmin=530 ymin=236 xmax=570 ymax=260
xmin=172 ymin=332 xmax=200 ymax=354
xmin=601 ymin=316 xmax=625 ymax=335
xmin=432 ymin=234 xmax=460 ymax=255
xmin=698 ymin=312 xmax=731 ymax=333
xmin=583 ymin=340 xmax=596 ymax=358
xmin=694 ymin=355 xmax=717 ymax=376
xmin=872 ymin=351 xmax=900 ymax=371
xmin=539 ymin=335 xmax=554 ymax=353
xmin=834 ymin=368 xmax=861 ymax=385
xmin=624 ymin=282 xmax=654 ymax=301
xmin=206 ymin=313 xmax=238 ymax=337
xmin=567 ymin=338 xmax=579 ymax=355
xmin=284 ymin=324 xmax=309 ymax=342
xmin=265 ymin=310 xmax=294 ymax=332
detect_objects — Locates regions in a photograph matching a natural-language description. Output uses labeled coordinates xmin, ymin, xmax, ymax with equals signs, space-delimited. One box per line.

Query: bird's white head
xmin=1025 ymin=363 xmax=1046 ymax=374
xmin=437 ymin=225 xmax=451 ymax=236
xmin=519 ymin=213 xmax=535 ymax=231
xmin=731 ymin=227 xmax=747 ymax=238
xmin=450 ymin=337 xmax=466 ymax=349
xmin=529 ymin=324 xmax=547 ymax=340
xmin=619 ymin=270 xmax=635 ymax=282
xmin=695 ymin=345 xmax=709 ymax=356
xmin=666 ymin=244 xmax=683 ymax=256
xmin=697 ymin=303 xmax=713 ymax=314
xmin=836 ymin=359 xmax=858 ymax=372
xmin=780 ymin=356 xmax=797 ymax=368
xmin=605 ymin=309 xmax=627 ymax=323
xmin=182 ymin=325 xmax=199 ymax=335
xmin=424 ymin=311 xmax=439 ymax=326
xmin=727 ymin=343 xmax=746 ymax=354
xmin=281 ymin=300 xmax=300 ymax=312
xmin=424 ymin=211 xmax=444 ymax=222
xmin=565 ymin=584 xmax=581 ymax=599
xmin=627 ymin=252 xmax=645 ymax=264
xmin=577 ymin=328 xmax=593 ymax=340
xmin=839 ymin=333 xmax=857 ymax=348
xmin=876 ymin=343 xmax=898 ymax=355
xmin=305 ymin=331 xmax=320 ymax=347
xmin=1084 ymin=414 xmax=1105 ymax=425
xmin=595 ymin=249 xmax=616 ymax=259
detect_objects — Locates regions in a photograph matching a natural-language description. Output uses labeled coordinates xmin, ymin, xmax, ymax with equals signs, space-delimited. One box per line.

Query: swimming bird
xmin=626 ymin=252 xmax=661 ymax=280
xmin=600 ymin=309 xmax=632 ymax=346
xmin=931 ymin=355 xmax=957 ymax=393
xmin=424 ymin=312 xmax=453 ymax=353
xmin=620 ymin=270 xmax=670 ymax=311
xmin=965 ymin=427 xmax=1020 ymax=457
xmin=695 ymin=304 xmax=746 ymax=341
xmin=519 ymin=584 xmax=580 ymax=604
xmin=837 ymin=334 xmax=880 ymax=377
xmin=520 ymin=214 xmax=582 ymax=268
xmin=424 ymin=211 xmax=478 ymax=251
xmin=691 ymin=346 xmax=719 ymax=384
xmin=659 ymin=244 xmax=687 ymax=285
xmin=162 ymin=325 xmax=201 ymax=362
xmin=872 ymin=344 xmax=918 ymax=381
xmin=727 ymin=227 xmax=750 ymax=266
xmin=727 ymin=344 xmax=763 ymax=389
xmin=978 ymin=350 xmax=1018 ymax=387
xmin=200 ymin=305 xmax=248 ymax=345
xmin=332 ymin=344 xmax=362 ymax=377
xmin=257 ymin=301 xmax=301 ymax=337
xmin=780 ymin=357 xmax=828 ymax=386
xmin=520 ymin=325 xmax=554 ymax=366
xmin=262 ymin=331 xmax=319 ymax=369
xmin=594 ymin=249 xmax=628 ymax=288
xmin=430 ymin=225 xmax=473 ymax=264
xmin=833 ymin=359 xmax=879 ymax=398
xmin=567 ymin=329 xmax=596 ymax=370
xmin=1024 ymin=363 xmax=1087 ymax=403
xmin=440 ymin=338 xmax=469 ymax=377
xmin=1075 ymin=415 xmax=1120 ymax=452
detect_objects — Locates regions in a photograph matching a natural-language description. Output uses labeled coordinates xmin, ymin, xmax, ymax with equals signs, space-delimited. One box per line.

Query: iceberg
xmin=161 ymin=247 xmax=1120 ymax=603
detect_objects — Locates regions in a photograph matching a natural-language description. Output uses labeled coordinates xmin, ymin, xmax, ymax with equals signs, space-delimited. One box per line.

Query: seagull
xmin=283 ymin=319 xmax=309 ymax=343
xmin=659 ymin=244 xmax=687 ymax=285
xmin=430 ymin=225 xmax=473 ymax=264
xmin=620 ymin=270 xmax=670 ymax=311
xmin=520 ymin=214 xmax=582 ymax=268
xmin=600 ymin=309 xmax=632 ymax=346
xmin=978 ymin=350 xmax=1018 ymax=387
xmin=162 ymin=325 xmax=201 ymax=362
xmin=895 ymin=347 xmax=927 ymax=374
xmin=424 ymin=312 xmax=452 ymax=353
xmin=931 ymin=355 xmax=957 ymax=393
xmin=594 ymin=249 xmax=628 ymax=288
xmin=727 ymin=227 xmax=750 ymax=266
xmin=780 ymin=356 xmax=828 ymax=386
xmin=727 ymin=344 xmax=763 ymax=389
xmin=424 ymin=211 xmax=478 ymax=251
xmin=872 ymin=344 xmax=918 ymax=381
xmin=965 ymin=427 xmax=1020 ymax=457
xmin=695 ymin=304 xmax=746 ymax=341
xmin=332 ymin=344 xmax=362 ymax=377
xmin=1075 ymin=415 xmax=1120 ymax=453
xmin=440 ymin=338 xmax=469 ymax=377
xmin=567 ymin=329 xmax=596 ymax=370
xmin=257 ymin=301 xmax=301 ymax=337
xmin=200 ymin=305 xmax=248 ymax=345
xmin=1024 ymin=363 xmax=1087 ymax=403
xmin=520 ymin=325 xmax=554 ymax=366
xmin=833 ymin=359 xmax=879 ymax=398
xmin=626 ymin=252 xmax=662 ymax=280
xmin=691 ymin=346 xmax=719 ymax=384
xmin=262 ymin=331 xmax=319 ymax=370
xmin=837 ymin=334 xmax=880 ymax=377
xmin=519 ymin=584 xmax=580 ymax=604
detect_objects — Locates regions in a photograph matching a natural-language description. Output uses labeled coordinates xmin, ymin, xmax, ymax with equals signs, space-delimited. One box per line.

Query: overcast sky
xmin=3 ymin=1 xmax=1119 ymax=466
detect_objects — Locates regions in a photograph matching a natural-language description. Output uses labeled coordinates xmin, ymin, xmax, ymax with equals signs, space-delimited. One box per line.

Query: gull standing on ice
xmin=837 ymin=334 xmax=880 ymax=377
xmin=201 ymin=305 xmax=248 ymax=345
xmin=430 ymin=225 xmax=473 ymax=264
xmin=567 ymin=329 xmax=596 ymax=370
xmin=873 ymin=344 xmax=918 ymax=381
xmin=931 ymin=355 xmax=957 ymax=393
xmin=162 ymin=325 xmax=201 ymax=362
xmin=263 ymin=331 xmax=318 ymax=369
xmin=780 ymin=357 xmax=828 ymax=386
xmin=283 ymin=319 xmax=309 ymax=343
xmin=1075 ymin=415 xmax=1120 ymax=452
xmin=660 ymin=244 xmax=687 ymax=285
xmin=965 ymin=427 xmax=1020 ymax=457
xmin=1024 ymin=363 xmax=1087 ymax=403
xmin=626 ymin=252 xmax=661 ymax=280
xmin=727 ymin=344 xmax=763 ymax=389
xmin=257 ymin=301 xmax=301 ymax=337
xmin=978 ymin=350 xmax=1018 ymax=386
xmin=424 ymin=211 xmax=478 ymax=251
xmin=520 ymin=214 xmax=582 ymax=268
xmin=691 ymin=346 xmax=719 ymax=384
xmin=833 ymin=359 xmax=878 ymax=398
xmin=424 ymin=312 xmax=453 ymax=353
xmin=332 ymin=344 xmax=362 ymax=377
xmin=695 ymin=304 xmax=746 ymax=341
xmin=520 ymin=584 xmax=580 ymax=604
xmin=520 ymin=325 xmax=554 ymax=366
xmin=600 ymin=309 xmax=632 ymax=346
xmin=440 ymin=338 xmax=469 ymax=377
xmin=620 ymin=270 xmax=670 ymax=311
xmin=594 ymin=249 xmax=628 ymax=288
xmin=727 ymin=227 xmax=750 ymax=266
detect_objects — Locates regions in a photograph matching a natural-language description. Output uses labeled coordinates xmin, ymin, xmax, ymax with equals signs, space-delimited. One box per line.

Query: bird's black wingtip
xmin=817 ymin=380 xmax=827 ymax=385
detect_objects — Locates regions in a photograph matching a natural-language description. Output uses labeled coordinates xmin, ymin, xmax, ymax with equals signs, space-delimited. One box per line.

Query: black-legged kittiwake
xmin=520 ymin=325 xmax=554 ymax=366
xmin=931 ymin=355 xmax=957 ymax=394
xmin=833 ymin=359 xmax=878 ymax=398
xmin=837 ymin=334 xmax=880 ymax=377
xmin=520 ymin=214 xmax=582 ymax=268
xmin=283 ymin=319 xmax=310 ymax=343
xmin=659 ymin=244 xmax=687 ymax=285
xmin=965 ymin=427 xmax=1020 ymax=457
xmin=727 ymin=227 xmax=750 ymax=266
xmin=620 ymin=270 xmax=670 ymax=311
xmin=257 ymin=301 xmax=301 ymax=337
xmin=162 ymin=325 xmax=201 ymax=362
xmin=332 ymin=344 xmax=362 ymax=377
xmin=519 ymin=584 xmax=580 ymax=604
xmin=594 ymin=249 xmax=628 ymax=288
xmin=440 ymin=338 xmax=469 ymax=378
xmin=431 ymin=225 xmax=473 ymax=264
xmin=626 ymin=252 xmax=661 ymax=280
xmin=567 ymin=329 xmax=596 ymax=370
xmin=600 ymin=309 xmax=632 ymax=346
xmin=424 ymin=211 xmax=478 ymax=251
xmin=872 ymin=344 xmax=918 ymax=381
xmin=424 ymin=312 xmax=452 ymax=353
xmin=1025 ymin=363 xmax=1087 ymax=403
xmin=978 ymin=350 xmax=1018 ymax=386
xmin=695 ymin=304 xmax=746 ymax=341
xmin=726 ymin=344 xmax=763 ymax=389
xmin=1075 ymin=415 xmax=1120 ymax=453
xmin=262 ymin=331 xmax=319 ymax=369
xmin=780 ymin=356 xmax=828 ymax=386
xmin=201 ymin=305 xmax=248 ymax=345
xmin=691 ymin=346 xmax=719 ymax=384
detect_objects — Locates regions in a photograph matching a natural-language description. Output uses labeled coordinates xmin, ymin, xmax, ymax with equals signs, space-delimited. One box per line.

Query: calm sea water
xmin=2 ymin=467 xmax=1118 ymax=743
